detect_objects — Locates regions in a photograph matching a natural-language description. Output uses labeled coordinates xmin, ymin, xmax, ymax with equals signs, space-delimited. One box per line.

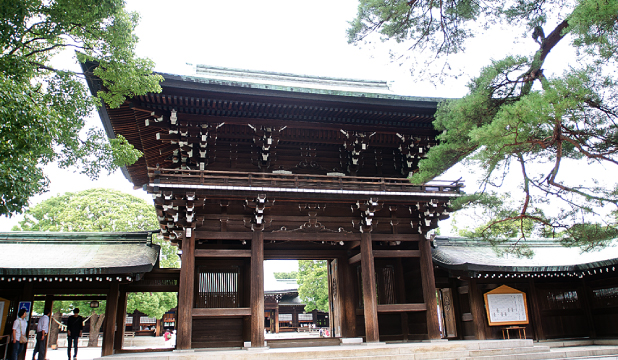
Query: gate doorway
xmin=119 ymin=291 xmax=178 ymax=351
xmin=263 ymin=259 xmax=341 ymax=347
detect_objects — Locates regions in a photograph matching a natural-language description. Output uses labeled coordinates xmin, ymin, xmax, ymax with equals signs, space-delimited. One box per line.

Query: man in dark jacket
xmin=66 ymin=308 xmax=83 ymax=360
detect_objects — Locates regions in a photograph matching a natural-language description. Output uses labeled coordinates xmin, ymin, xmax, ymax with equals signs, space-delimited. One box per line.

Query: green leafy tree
xmin=13 ymin=188 xmax=179 ymax=268
xmin=72 ymin=300 xmax=107 ymax=347
xmin=126 ymin=292 xmax=177 ymax=320
xmin=273 ymin=271 xmax=298 ymax=279
xmin=0 ymin=0 xmax=162 ymax=217
xmin=348 ymin=0 xmax=618 ymax=250
xmin=15 ymin=188 xmax=178 ymax=344
xmin=297 ymin=260 xmax=329 ymax=313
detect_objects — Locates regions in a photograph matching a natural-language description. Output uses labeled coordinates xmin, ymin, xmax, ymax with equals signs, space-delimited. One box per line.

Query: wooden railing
xmin=148 ymin=168 xmax=463 ymax=194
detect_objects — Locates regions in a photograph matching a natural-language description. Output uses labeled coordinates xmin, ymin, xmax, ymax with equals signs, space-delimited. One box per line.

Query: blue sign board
xmin=18 ymin=301 xmax=31 ymax=322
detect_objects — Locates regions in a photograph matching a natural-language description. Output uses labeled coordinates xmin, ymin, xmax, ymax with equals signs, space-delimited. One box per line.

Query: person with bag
xmin=11 ymin=308 xmax=28 ymax=360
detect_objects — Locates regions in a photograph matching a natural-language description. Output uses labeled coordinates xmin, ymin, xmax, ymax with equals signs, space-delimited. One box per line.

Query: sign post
xmin=483 ymin=285 xmax=529 ymax=326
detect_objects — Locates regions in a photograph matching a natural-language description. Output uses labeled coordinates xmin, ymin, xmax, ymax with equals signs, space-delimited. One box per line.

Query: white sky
xmin=0 ymin=0 xmax=585 ymax=245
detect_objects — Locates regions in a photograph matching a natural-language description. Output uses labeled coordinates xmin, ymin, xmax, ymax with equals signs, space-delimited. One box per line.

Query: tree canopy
xmin=14 ymin=188 xmax=180 ymax=268
xmin=0 ymin=0 xmax=162 ymax=217
xmin=14 ymin=188 xmax=178 ymax=323
xmin=273 ymin=270 xmax=298 ymax=279
xmin=297 ymin=260 xmax=329 ymax=313
xmin=348 ymin=0 xmax=618 ymax=251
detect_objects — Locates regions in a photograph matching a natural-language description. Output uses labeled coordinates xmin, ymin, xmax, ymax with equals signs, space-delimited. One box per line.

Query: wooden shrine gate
xmin=84 ymin=64 xmax=463 ymax=349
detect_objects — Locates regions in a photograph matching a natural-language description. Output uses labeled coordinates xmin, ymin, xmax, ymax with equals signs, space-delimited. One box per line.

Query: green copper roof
xmin=433 ymin=236 xmax=618 ymax=273
xmin=174 ymin=73 xmax=447 ymax=103
xmin=0 ymin=231 xmax=154 ymax=244
xmin=0 ymin=231 xmax=159 ymax=276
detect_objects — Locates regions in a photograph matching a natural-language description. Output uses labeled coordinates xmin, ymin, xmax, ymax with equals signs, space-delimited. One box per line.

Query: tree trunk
xmin=88 ymin=313 xmax=105 ymax=347
xmin=48 ymin=312 xmax=62 ymax=347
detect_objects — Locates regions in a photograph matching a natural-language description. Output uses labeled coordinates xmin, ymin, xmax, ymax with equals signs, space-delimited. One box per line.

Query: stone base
xmin=340 ymin=338 xmax=363 ymax=345
xmin=422 ymin=339 xmax=449 ymax=343
xmin=246 ymin=346 xmax=269 ymax=351
xmin=360 ymin=341 xmax=387 ymax=345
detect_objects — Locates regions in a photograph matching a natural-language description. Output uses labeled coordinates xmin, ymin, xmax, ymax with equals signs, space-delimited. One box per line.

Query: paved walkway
xmin=26 ymin=346 xmax=102 ymax=360
xmin=22 ymin=339 xmax=618 ymax=360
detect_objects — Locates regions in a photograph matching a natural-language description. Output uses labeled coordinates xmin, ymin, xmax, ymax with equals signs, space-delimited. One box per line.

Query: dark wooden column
xmin=468 ymin=278 xmax=487 ymax=340
xmin=327 ymin=259 xmax=334 ymax=333
xmin=361 ymin=232 xmax=379 ymax=342
xmin=250 ymin=230 xmax=265 ymax=347
xmin=528 ymin=278 xmax=545 ymax=340
xmin=43 ymin=295 xmax=53 ymax=354
xmin=419 ymin=237 xmax=440 ymax=339
xmin=242 ymin=258 xmax=251 ymax=343
xmin=42 ymin=294 xmax=54 ymax=315
xmin=580 ymin=278 xmax=597 ymax=338
xmin=177 ymin=231 xmax=196 ymax=350
xmin=395 ymin=258 xmax=409 ymax=341
xmin=274 ymin=306 xmax=279 ymax=334
xmin=102 ymin=282 xmax=120 ymax=356
xmin=339 ymin=256 xmax=357 ymax=338
xmin=292 ymin=306 xmax=298 ymax=328
xmin=131 ymin=313 xmax=138 ymax=331
xmin=113 ymin=290 xmax=128 ymax=353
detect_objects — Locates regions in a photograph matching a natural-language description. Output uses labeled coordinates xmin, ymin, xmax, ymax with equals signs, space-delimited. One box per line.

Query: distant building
xmin=264 ymin=279 xmax=328 ymax=333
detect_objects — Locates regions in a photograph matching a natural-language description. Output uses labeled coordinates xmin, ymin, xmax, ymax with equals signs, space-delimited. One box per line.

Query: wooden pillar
xmin=43 ymin=295 xmax=53 ymax=354
xmin=242 ymin=259 xmax=251 ymax=343
xmin=579 ymin=278 xmax=596 ymax=338
xmin=131 ymin=313 xmax=138 ymax=331
xmin=42 ymin=295 xmax=53 ymax=316
xmin=419 ymin=237 xmax=440 ymax=339
xmin=312 ymin=309 xmax=318 ymax=328
xmin=250 ymin=230 xmax=265 ymax=347
xmin=528 ymin=278 xmax=545 ymax=340
xmin=339 ymin=256 xmax=357 ymax=338
xmin=327 ymin=259 xmax=334 ymax=334
xmin=113 ymin=290 xmax=128 ymax=353
xmin=292 ymin=307 xmax=298 ymax=328
xmin=395 ymin=258 xmax=409 ymax=341
xmin=177 ymin=230 xmax=196 ymax=350
xmin=271 ymin=304 xmax=279 ymax=334
xmin=101 ymin=282 xmax=119 ymax=356
xmin=360 ymin=232 xmax=379 ymax=342
xmin=468 ymin=278 xmax=487 ymax=340
xmin=450 ymin=278 xmax=464 ymax=339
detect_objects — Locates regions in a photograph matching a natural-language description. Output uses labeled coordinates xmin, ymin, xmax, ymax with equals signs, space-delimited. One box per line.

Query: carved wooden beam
xmin=248 ymin=125 xmax=286 ymax=170
xmin=147 ymin=109 xmax=219 ymax=171
xmin=340 ymin=130 xmax=375 ymax=175
xmin=395 ymin=134 xmax=436 ymax=177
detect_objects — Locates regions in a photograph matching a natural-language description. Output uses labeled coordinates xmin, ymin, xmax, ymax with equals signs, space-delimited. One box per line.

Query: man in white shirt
xmin=11 ymin=308 xmax=28 ymax=360
xmin=32 ymin=308 xmax=51 ymax=360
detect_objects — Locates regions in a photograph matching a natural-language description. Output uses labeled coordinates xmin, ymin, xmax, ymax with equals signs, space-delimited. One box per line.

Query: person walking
xmin=32 ymin=308 xmax=51 ymax=360
xmin=66 ymin=308 xmax=83 ymax=360
xmin=11 ymin=309 xmax=28 ymax=360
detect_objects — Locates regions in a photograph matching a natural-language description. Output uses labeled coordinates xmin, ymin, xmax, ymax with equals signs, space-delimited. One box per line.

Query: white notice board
xmin=483 ymin=285 xmax=529 ymax=326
